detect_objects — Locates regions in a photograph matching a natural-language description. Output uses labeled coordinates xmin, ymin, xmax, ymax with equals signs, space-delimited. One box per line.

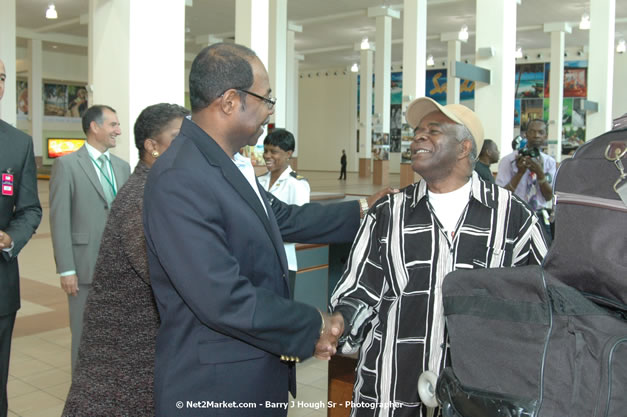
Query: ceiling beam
xmin=290 ymin=0 xmax=462 ymax=26
xmin=34 ymin=16 xmax=82 ymax=33
xmin=291 ymin=10 xmax=366 ymax=26
xmin=16 ymin=28 xmax=87 ymax=47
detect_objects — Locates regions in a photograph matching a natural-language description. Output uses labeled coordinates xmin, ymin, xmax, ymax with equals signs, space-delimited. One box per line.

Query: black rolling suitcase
xmin=422 ymin=130 xmax=627 ymax=417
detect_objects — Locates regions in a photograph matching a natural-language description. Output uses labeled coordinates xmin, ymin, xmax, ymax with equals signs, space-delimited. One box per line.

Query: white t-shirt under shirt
xmin=427 ymin=179 xmax=472 ymax=241
xmin=232 ymin=152 xmax=268 ymax=216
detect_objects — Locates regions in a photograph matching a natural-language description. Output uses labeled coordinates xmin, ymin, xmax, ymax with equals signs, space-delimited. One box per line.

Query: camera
xmin=519 ymin=147 xmax=540 ymax=158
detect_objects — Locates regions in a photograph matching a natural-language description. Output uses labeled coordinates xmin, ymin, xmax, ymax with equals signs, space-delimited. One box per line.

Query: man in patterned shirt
xmin=330 ymin=97 xmax=549 ymax=417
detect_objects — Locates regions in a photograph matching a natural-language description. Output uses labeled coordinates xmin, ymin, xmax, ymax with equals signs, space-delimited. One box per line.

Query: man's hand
xmin=526 ymin=157 xmax=544 ymax=177
xmin=0 ymin=230 xmax=13 ymax=250
xmin=60 ymin=274 xmax=79 ymax=296
xmin=366 ymin=187 xmax=399 ymax=208
xmin=314 ymin=312 xmax=345 ymax=360
xmin=515 ymin=155 xmax=529 ymax=173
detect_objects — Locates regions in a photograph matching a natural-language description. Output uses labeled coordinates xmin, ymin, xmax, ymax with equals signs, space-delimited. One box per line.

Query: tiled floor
xmin=8 ymin=170 xmax=400 ymax=417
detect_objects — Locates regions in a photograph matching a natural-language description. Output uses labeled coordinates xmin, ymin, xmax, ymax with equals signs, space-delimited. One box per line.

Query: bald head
xmin=189 ymin=43 xmax=257 ymax=112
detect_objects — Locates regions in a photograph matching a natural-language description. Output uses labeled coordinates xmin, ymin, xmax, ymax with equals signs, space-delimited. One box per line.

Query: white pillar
xmin=401 ymin=0 xmax=426 ymax=184
xmin=359 ymin=45 xmax=374 ymax=176
xmin=286 ymin=24 xmax=302 ymax=156
xmin=544 ymin=23 xmax=571 ymax=163
xmin=446 ymin=40 xmax=461 ymax=105
xmin=369 ymin=7 xmax=400 ymax=137
xmin=402 ymin=0 xmax=427 ymax=107
xmin=90 ymin=0 xmax=186 ymax=168
xmin=235 ymin=0 xmax=269 ymax=68
xmin=269 ymin=0 xmax=287 ymax=128
xmin=586 ymin=0 xmax=615 ymax=139
xmin=0 ymin=0 xmax=17 ymax=126
xmin=350 ymin=70 xmax=359 ymax=173
xmin=27 ymin=39 xmax=43 ymax=157
xmin=474 ymin=0 xmax=518 ymax=160
xmin=236 ymin=0 xmax=270 ymax=147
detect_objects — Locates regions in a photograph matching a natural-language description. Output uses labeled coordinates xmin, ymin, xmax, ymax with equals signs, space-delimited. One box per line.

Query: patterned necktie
xmin=98 ymin=155 xmax=115 ymax=205
xmin=525 ymin=171 xmax=538 ymax=210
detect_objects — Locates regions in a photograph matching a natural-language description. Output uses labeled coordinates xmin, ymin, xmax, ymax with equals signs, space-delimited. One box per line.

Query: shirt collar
xmin=84 ymin=142 xmax=111 ymax=161
xmin=232 ymin=152 xmax=253 ymax=168
xmin=276 ymin=166 xmax=293 ymax=182
xmin=411 ymin=171 xmax=493 ymax=209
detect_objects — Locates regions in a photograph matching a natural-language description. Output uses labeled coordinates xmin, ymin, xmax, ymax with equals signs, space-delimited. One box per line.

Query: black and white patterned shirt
xmin=330 ymin=173 xmax=548 ymax=417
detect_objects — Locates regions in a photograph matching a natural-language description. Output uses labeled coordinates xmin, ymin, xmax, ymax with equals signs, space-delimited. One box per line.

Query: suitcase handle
xmin=605 ymin=140 xmax=627 ymax=161
xmin=605 ymin=141 xmax=627 ymax=200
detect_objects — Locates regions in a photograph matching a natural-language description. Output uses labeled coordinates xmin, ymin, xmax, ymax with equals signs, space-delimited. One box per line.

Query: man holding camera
xmin=496 ymin=119 xmax=556 ymax=238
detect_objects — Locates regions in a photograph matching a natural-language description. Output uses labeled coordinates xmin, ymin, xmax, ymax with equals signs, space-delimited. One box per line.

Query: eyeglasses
xmin=235 ymin=88 xmax=277 ymax=110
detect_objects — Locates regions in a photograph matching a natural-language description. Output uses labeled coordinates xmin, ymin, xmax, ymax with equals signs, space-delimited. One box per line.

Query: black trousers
xmin=0 ymin=313 xmax=16 ymax=417
xmin=339 ymin=165 xmax=347 ymax=179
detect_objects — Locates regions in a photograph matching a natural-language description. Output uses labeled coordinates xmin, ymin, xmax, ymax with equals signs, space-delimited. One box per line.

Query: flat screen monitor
xmin=47 ymin=138 xmax=85 ymax=159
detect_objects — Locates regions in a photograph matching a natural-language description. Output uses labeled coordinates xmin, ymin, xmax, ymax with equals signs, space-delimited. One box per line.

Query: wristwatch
xmin=359 ymin=198 xmax=369 ymax=219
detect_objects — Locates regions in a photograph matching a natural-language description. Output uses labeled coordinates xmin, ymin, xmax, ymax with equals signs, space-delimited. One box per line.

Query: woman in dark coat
xmin=62 ymin=103 xmax=189 ymax=417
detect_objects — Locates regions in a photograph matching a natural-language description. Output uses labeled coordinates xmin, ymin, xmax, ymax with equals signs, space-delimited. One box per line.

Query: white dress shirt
xmin=258 ymin=166 xmax=311 ymax=271
xmin=232 ymin=152 xmax=268 ymax=216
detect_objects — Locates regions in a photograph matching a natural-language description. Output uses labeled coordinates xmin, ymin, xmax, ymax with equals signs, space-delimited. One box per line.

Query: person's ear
xmin=286 ymin=150 xmax=293 ymax=159
xmin=220 ymin=89 xmax=238 ymax=115
xmin=90 ymin=120 xmax=99 ymax=135
xmin=143 ymin=138 xmax=157 ymax=154
xmin=459 ymin=138 xmax=473 ymax=159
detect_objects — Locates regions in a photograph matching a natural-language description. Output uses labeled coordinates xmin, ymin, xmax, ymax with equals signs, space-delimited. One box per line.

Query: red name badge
xmin=2 ymin=173 xmax=14 ymax=196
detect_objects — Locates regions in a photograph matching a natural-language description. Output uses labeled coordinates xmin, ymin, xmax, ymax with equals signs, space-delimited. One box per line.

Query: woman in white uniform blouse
xmin=257 ymin=129 xmax=310 ymax=296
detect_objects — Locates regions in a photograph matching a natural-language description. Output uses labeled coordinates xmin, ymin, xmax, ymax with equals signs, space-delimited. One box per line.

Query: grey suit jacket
xmin=0 ymin=120 xmax=42 ymax=316
xmin=50 ymin=145 xmax=130 ymax=285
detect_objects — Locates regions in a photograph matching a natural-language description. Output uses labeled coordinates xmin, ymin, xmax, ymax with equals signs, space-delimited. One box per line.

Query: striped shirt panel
xmin=330 ymin=173 xmax=548 ymax=417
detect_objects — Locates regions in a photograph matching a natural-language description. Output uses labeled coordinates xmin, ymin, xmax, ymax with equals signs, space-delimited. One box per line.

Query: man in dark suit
xmin=49 ymin=105 xmax=130 ymax=371
xmin=143 ymin=43 xmax=368 ymax=416
xmin=339 ymin=149 xmax=347 ymax=179
xmin=0 ymin=58 xmax=42 ymax=417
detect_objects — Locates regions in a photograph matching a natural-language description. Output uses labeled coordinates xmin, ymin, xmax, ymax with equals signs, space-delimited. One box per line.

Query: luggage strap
xmin=554 ymin=192 xmax=627 ymax=214
xmin=605 ymin=140 xmax=627 ymax=205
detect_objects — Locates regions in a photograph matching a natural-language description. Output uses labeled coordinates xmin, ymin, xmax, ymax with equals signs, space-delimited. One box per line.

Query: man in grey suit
xmin=50 ymin=105 xmax=130 ymax=370
xmin=0 ymin=58 xmax=42 ymax=417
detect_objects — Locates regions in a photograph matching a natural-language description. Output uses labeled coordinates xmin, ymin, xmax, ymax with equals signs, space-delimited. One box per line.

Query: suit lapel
xmin=257 ymin=184 xmax=291 ymax=284
xmin=76 ymin=146 xmax=107 ymax=202
xmin=182 ymin=120 xmax=289 ymax=272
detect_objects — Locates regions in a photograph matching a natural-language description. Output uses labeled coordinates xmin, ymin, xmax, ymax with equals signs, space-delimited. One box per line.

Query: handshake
xmin=314 ymin=312 xmax=345 ymax=361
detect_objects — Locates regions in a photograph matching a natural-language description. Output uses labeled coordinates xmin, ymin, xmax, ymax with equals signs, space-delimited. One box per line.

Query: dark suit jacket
xmin=49 ymin=145 xmax=130 ymax=285
xmin=474 ymin=161 xmax=495 ymax=184
xmin=144 ymin=119 xmax=360 ymax=416
xmin=0 ymin=120 xmax=42 ymax=316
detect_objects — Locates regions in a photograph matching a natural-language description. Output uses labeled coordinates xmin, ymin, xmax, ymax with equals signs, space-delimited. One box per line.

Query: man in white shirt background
xmin=496 ymin=119 xmax=556 ymax=238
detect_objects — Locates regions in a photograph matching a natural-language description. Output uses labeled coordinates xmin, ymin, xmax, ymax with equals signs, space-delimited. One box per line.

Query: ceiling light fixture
xmin=426 ymin=55 xmax=435 ymax=66
xmin=515 ymin=46 xmax=523 ymax=59
xmin=617 ymin=40 xmax=626 ymax=54
xmin=350 ymin=63 xmax=359 ymax=72
xmin=360 ymin=37 xmax=370 ymax=50
xmin=46 ymin=3 xmax=58 ymax=19
xmin=579 ymin=12 xmax=590 ymax=30
xmin=458 ymin=25 xmax=469 ymax=42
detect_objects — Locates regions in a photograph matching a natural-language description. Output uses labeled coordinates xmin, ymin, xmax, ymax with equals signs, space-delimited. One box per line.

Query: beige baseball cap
xmin=406 ymin=97 xmax=484 ymax=153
